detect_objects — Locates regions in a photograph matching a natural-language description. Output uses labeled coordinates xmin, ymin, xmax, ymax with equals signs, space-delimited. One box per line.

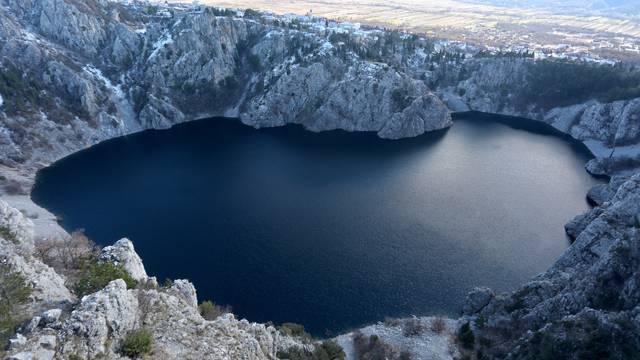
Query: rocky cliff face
xmin=0 ymin=199 xmax=309 ymax=360
xmin=17 ymin=278 xmax=304 ymax=360
xmin=0 ymin=201 xmax=72 ymax=308
xmin=0 ymin=0 xmax=451 ymax=171
xmin=440 ymin=58 xmax=640 ymax=175
xmin=459 ymin=174 xmax=640 ymax=359
xmin=0 ymin=0 xmax=639 ymax=359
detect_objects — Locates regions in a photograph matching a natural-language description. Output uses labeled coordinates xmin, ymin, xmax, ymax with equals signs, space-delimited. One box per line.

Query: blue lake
xmin=32 ymin=115 xmax=601 ymax=336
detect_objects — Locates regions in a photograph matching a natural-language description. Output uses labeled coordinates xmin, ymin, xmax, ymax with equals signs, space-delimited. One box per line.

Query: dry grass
xmin=402 ymin=318 xmax=425 ymax=337
xmin=34 ymin=230 xmax=99 ymax=284
xmin=431 ymin=316 xmax=447 ymax=334
xmin=4 ymin=180 xmax=26 ymax=195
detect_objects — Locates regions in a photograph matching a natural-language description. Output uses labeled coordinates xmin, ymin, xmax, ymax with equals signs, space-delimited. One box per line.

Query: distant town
xmin=117 ymin=0 xmax=640 ymax=64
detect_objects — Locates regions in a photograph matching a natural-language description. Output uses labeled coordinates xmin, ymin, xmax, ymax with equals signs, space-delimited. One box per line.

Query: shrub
xmin=458 ymin=322 xmax=475 ymax=350
xmin=121 ymin=329 xmax=153 ymax=358
xmin=384 ymin=317 xmax=403 ymax=327
xmin=4 ymin=180 xmax=25 ymax=195
xmin=402 ymin=318 xmax=424 ymax=337
xmin=0 ymin=263 xmax=32 ymax=348
xmin=277 ymin=347 xmax=307 ymax=360
xmin=208 ymin=7 xmax=235 ymax=16
xmin=391 ymin=89 xmax=412 ymax=112
xmin=0 ymin=226 xmax=18 ymax=244
xmin=198 ymin=300 xmax=231 ymax=320
xmin=222 ymin=76 xmax=240 ymax=92
xmin=475 ymin=315 xmax=487 ymax=329
xmin=279 ymin=322 xmax=311 ymax=339
xmin=35 ymin=231 xmax=98 ymax=276
xmin=276 ymin=340 xmax=345 ymax=360
xmin=353 ymin=332 xmax=397 ymax=360
xmin=248 ymin=54 xmax=262 ymax=72
xmin=74 ymin=262 xmax=137 ymax=297
xmin=136 ymin=278 xmax=159 ymax=290
xmin=162 ymin=278 xmax=173 ymax=288
xmin=313 ymin=340 xmax=345 ymax=360
xmin=431 ymin=317 xmax=447 ymax=334
xmin=244 ymin=8 xmax=262 ymax=19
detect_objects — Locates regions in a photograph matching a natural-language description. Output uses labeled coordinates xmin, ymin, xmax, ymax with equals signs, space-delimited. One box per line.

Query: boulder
xmin=99 ymin=238 xmax=148 ymax=281
xmin=462 ymin=287 xmax=494 ymax=315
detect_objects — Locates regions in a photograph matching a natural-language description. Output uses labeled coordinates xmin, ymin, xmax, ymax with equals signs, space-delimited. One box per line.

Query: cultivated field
xmin=179 ymin=0 xmax=640 ymax=58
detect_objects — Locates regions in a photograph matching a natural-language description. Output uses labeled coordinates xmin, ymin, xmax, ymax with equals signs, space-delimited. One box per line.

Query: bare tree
xmin=35 ymin=230 xmax=99 ymax=281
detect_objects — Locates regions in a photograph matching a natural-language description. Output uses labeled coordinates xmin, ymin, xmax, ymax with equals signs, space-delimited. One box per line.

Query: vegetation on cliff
xmin=523 ymin=60 xmax=640 ymax=108
xmin=0 ymin=263 xmax=32 ymax=349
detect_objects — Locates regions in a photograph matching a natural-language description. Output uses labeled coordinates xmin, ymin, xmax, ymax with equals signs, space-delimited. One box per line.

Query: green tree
xmin=0 ymin=226 xmax=18 ymax=244
xmin=198 ymin=300 xmax=231 ymax=320
xmin=458 ymin=322 xmax=475 ymax=350
xmin=248 ymin=54 xmax=262 ymax=72
xmin=74 ymin=262 xmax=137 ymax=297
xmin=0 ymin=263 xmax=32 ymax=347
xmin=313 ymin=340 xmax=345 ymax=360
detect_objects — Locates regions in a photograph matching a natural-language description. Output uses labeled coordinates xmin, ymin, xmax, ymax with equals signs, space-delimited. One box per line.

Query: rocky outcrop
xmin=461 ymin=287 xmax=494 ymax=316
xmin=99 ymin=238 xmax=148 ymax=281
xmin=241 ymin=60 xmax=452 ymax=138
xmin=0 ymin=195 xmax=309 ymax=360
xmin=443 ymin=58 xmax=640 ymax=174
xmin=462 ymin=174 xmax=640 ymax=358
xmin=0 ymin=200 xmax=72 ymax=308
xmin=0 ymin=200 xmax=35 ymax=253
xmin=6 ymin=239 xmax=310 ymax=360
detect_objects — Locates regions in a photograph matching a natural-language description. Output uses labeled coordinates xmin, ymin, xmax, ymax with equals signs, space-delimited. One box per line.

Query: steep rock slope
xmin=0 ymin=200 xmax=72 ymax=309
xmin=439 ymin=58 xmax=640 ymax=174
xmin=0 ymin=0 xmax=452 ymax=171
xmin=1 ymin=200 xmax=309 ymax=359
xmin=460 ymin=174 xmax=640 ymax=358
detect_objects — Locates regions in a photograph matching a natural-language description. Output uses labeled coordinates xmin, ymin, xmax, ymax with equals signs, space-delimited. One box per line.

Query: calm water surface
xmin=32 ymin=115 xmax=601 ymax=336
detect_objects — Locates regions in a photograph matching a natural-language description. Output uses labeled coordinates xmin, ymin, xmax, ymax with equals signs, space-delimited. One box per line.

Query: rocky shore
xmin=0 ymin=0 xmax=639 ymax=359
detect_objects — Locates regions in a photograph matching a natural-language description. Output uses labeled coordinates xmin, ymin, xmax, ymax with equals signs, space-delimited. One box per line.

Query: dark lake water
xmin=32 ymin=115 xmax=601 ymax=336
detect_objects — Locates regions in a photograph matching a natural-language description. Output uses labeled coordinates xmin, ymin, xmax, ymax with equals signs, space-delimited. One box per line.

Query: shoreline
xmin=6 ymin=110 xmax=606 ymax=241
